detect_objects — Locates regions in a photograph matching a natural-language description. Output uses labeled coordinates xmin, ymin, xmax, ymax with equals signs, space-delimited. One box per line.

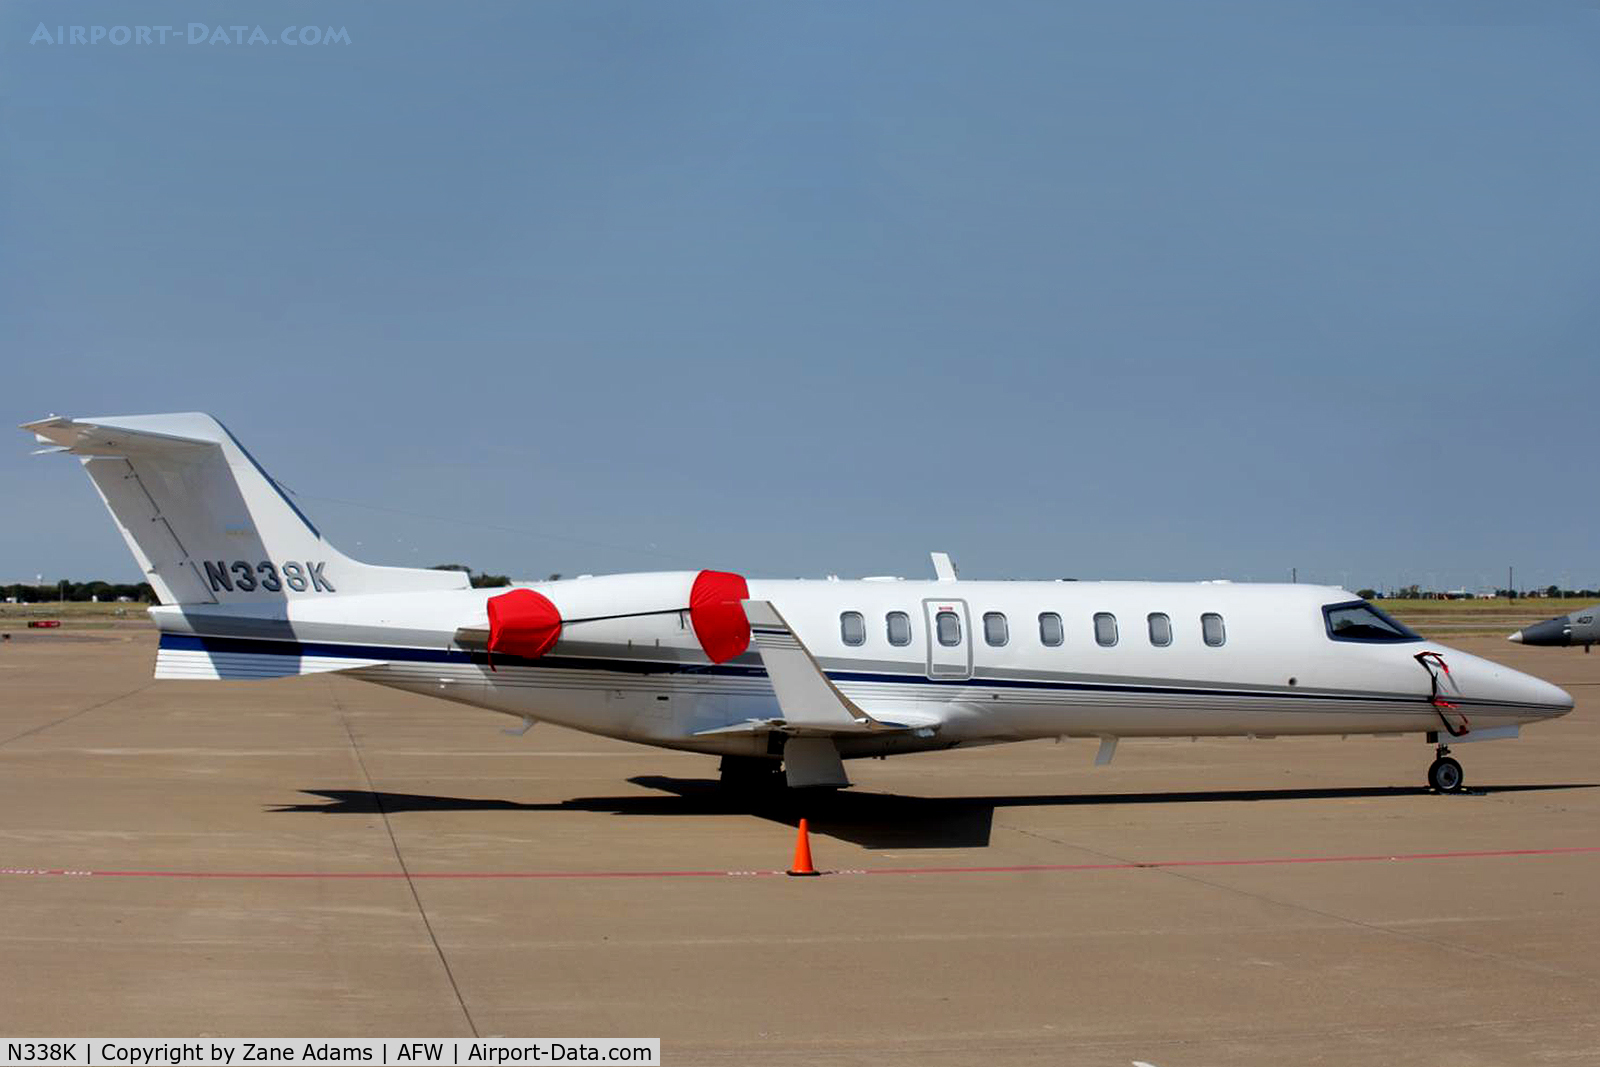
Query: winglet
xmin=742 ymin=600 xmax=890 ymax=733
xmin=930 ymin=552 xmax=958 ymax=582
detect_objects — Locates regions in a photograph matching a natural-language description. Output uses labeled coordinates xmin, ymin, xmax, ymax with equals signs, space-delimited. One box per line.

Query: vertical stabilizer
xmin=23 ymin=413 xmax=468 ymax=605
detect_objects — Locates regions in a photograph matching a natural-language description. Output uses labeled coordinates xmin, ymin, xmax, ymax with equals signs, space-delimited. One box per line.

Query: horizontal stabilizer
xmin=26 ymin=417 xmax=215 ymax=456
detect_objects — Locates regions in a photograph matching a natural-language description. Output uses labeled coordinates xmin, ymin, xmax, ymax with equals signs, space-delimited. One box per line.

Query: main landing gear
xmin=719 ymin=755 xmax=783 ymax=791
xmin=1427 ymin=743 xmax=1465 ymax=793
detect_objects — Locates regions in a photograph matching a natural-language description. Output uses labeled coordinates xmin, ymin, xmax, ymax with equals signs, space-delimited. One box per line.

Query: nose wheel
xmin=1427 ymin=746 xmax=1465 ymax=793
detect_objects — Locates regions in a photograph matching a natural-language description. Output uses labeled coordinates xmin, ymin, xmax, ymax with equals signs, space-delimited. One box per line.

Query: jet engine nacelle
xmin=478 ymin=569 xmax=751 ymax=665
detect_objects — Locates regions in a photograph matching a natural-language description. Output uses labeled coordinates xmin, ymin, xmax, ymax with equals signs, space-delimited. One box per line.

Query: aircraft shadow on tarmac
xmin=268 ymin=780 xmax=1596 ymax=850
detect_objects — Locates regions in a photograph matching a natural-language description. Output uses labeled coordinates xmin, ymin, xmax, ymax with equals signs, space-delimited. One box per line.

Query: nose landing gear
xmin=1427 ymin=742 xmax=1465 ymax=793
xmin=1416 ymin=654 xmax=1470 ymax=793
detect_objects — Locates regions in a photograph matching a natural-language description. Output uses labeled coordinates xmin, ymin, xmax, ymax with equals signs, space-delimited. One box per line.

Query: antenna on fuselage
xmin=930 ymin=552 xmax=959 ymax=582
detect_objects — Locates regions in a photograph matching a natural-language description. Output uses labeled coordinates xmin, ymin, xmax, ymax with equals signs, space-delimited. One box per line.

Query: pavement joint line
xmin=996 ymin=815 xmax=1600 ymax=979
xmin=328 ymin=678 xmax=480 ymax=1038
xmin=0 ymin=681 xmax=154 ymax=748
xmin=994 ymin=817 xmax=1600 ymax=984
xmin=1130 ymin=852 xmax=1600 ymax=985
xmin=4 ymin=844 xmax=1597 ymax=880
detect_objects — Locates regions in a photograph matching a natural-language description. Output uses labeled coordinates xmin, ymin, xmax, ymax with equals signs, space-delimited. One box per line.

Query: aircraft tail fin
xmin=22 ymin=413 xmax=468 ymax=605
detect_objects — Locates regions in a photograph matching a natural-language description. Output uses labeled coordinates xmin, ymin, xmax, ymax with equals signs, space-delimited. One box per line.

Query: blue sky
xmin=4 ymin=1 xmax=1598 ymax=592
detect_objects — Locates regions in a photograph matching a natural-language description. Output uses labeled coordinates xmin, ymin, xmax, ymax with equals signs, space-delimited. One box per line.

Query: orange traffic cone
xmin=787 ymin=818 xmax=821 ymax=876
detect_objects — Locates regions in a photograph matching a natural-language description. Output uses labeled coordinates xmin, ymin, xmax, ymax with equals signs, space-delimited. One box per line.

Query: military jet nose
xmin=1509 ymin=617 xmax=1571 ymax=646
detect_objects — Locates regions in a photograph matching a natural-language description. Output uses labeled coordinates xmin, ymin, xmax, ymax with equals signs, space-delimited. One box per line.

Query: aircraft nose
xmin=1488 ymin=663 xmax=1574 ymax=716
xmin=1524 ymin=674 xmax=1576 ymax=716
xmin=1437 ymin=649 xmax=1574 ymax=717
xmin=1510 ymin=618 xmax=1571 ymax=646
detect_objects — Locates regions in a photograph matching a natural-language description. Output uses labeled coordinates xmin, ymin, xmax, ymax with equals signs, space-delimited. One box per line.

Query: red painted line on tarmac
xmin=2 ymin=845 xmax=1597 ymax=881
xmin=857 ymin=845 xmax=1600 ymax=876
xmin=0 ymin=867 xmax=739 ymax=880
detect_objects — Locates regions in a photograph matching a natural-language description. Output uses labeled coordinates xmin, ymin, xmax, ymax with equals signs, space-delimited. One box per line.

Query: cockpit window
xmin=1323 ymin=601 xmax=1421 ymax=643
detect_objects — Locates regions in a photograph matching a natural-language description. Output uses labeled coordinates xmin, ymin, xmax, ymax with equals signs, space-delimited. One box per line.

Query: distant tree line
xmin=9 ymin=573 xmax=1595 ymax=604
xmin=1366 ymin=585 xmax=1600 ymax=601
xmin=1504 ymin=586 xmax=1600 ymax=599
xmin=430 ymin=564 xmax=513 ymax=588
xmin=4 ymin=565 xmax=531 ymax=603
xmin=2 ymin=580 xmax=156 ymax=603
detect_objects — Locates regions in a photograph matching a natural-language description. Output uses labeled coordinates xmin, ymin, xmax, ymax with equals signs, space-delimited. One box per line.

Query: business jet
xmin=1510 ymin=605 xmax=1600 ymax=651
xmin=24 ymin=413 xmax=1574 ymax=795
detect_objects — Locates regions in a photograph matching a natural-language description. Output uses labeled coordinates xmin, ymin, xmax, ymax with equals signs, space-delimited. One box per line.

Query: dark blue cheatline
xmin=156 ymin=633 xmax=1567 ymax=713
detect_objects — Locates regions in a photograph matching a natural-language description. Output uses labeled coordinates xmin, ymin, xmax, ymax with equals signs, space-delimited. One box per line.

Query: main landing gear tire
xmin=1428 ymin=756 xmax=1465 ymax=793
xmin=719 ymin=756 xmax=782 ymax=791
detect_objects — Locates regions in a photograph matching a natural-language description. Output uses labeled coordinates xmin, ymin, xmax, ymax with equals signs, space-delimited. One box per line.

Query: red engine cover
xmin=485 ymin=588 xmax=563 ymax=668
xmin=688 ymin=569 xmax=751 ymax=664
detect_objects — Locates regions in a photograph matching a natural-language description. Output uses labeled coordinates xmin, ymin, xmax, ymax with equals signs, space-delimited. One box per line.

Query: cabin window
xmin=936 ymin=610 xmax=962 ymax=647
xmin=1322 ymin=601 xmax=1418 ymax=643
xmin=1201 ymin=612 xmax=1227 ymax=647
xmin=983 ymin=612 xmax=1009 ymax=647
xmin=840 ymin=611 xmax=866 ymax=647
xmin=1039 ymin=612 xmax=1064 ymax=647
xmin=1094 ymin=612 xmax=1118 ymax=647
xmin=1148 ymin=612 xmax=1172 ymax=647
xmin=886 ymin=611 xmax=912 ymax=647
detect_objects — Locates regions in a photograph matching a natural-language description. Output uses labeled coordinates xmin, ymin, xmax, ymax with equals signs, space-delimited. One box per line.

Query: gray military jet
xmin=1510 ymin=605 xmax=1600 ymax=651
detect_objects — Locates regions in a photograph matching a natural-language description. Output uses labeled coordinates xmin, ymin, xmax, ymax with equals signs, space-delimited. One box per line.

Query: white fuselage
xmin=28 ymin=413 xmax=1573 ymax=786
xmin=151 ymin=573 xmax=1575 ymax=761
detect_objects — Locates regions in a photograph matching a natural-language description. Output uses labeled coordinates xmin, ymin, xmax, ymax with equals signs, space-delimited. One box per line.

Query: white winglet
xmin=742 ymin=600 xmax=882 ymax=733
xmin=740 ymin=599 xmax=948 ymax=740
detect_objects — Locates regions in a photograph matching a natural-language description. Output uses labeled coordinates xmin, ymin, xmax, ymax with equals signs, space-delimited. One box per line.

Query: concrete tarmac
xmin=1 ymin=630 xmax=1596 ymax=1065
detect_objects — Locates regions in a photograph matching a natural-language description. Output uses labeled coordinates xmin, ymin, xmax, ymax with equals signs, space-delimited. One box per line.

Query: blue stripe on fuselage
xmin=153 ymin=632 xmax=1559 ymax=711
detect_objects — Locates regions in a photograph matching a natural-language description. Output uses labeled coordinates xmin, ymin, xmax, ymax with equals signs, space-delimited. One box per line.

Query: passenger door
xmin=922 ymin=599 xmax=972 ymax=680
